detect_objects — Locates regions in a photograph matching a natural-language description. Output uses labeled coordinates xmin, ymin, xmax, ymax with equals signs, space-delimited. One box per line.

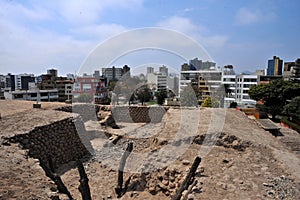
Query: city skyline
xmin=1 ymin=0 xmax=300 ymax=75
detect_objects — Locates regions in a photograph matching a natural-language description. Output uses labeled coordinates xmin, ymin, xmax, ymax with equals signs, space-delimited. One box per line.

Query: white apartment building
xmin=159 ymin=65 xmax=168 ymax=76
xmin=222 ymin=74 xmax=258 ymax=107
xmin=5 ymin=89 xmax=59 ymax=101
xmin=167 ymin=73 xmax=179 ymax=95
xmin=180 ymin=69 xmax=223 ymax=93
xmin=147 ymin=71 xmax=167 ymax=91
xmin=65 ymin=83 xmax=73 ymax=100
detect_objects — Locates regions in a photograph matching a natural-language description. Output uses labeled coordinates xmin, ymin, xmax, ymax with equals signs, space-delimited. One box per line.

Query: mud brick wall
xmin=7 ymin=116 xmax=91 ymax=170
xmin=112 ymin=106 xmax=169 ymax=123
xmin=57 ymin=104 xmax=168 ymax=124
xmin=55 ymin=104 xmax=100 ymax=122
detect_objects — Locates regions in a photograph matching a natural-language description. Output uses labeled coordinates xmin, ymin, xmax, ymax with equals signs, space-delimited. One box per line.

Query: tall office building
xmin=9 ymin=74 xmax=35 ymax=91
xmin=47 ymin=69 xmax=58 ymax=80
xmin=147 ymin=67 xmax=154 ymax=74
xmin=190 ymin=58 xmax=203 ymax=70
xmin=202 ymin=61 xmax=216 ymax=70
xmin=102 ymin=65 xmax=130 ymax=81
xmin=267 ymin=56 xmax=283 ymax=76
xmin=159 ymin=65 xmax=168 ymax=76
xmin=283 ymin=58 xmax=300 ymax=80
xmin=122 ymin=65 xmax=131 ymax=78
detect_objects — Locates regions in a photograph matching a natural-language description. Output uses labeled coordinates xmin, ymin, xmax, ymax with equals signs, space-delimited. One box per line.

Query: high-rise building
xmin=222 ymin=66 xmax=258 ymax=108
xmin=167 ymin=73 xmax=179 ymax=96
xmin=223 ymin=65 xmax=235 ymax=75
xmin=93 ymin=70 xmax=100 ymax=79
xmin=202 ymin=61 xmax=216 ymax=70
xmin=146 ymin=66 xmax=177 ymax=93
xmin=180 ymin=59 xmax=222 ymax=106
xmin=122 ymin=65 xmax=131 ymax=78
xmin=147 ymin=67 xmax=154 ymax=74
xmin=159 ymin=65 xmax=168 ymax=76
xmin=0 ymin=75 xmax=6 ymax=90
xmin=8 ymin=74 xmax=35 ymax=91
xmin=222 ymin=74 xmax=258 ymax=107
xmin=180 ymin=61 xmax=222 ymax=94
xmin=190 ymin=58 xmax=203 ymax=70
xmin=283 ymin=58 xmax=300 ymax=80
xmin=66 ymin=73 xmax=75 ymax=80
xmin=47 ymin=69 xmax=58 ymax=80
xmin=102 ymin=65 xmax=130 ymax=81
xmin=254 ymin=69 xmax=265 ymax=76
xmin=157 ymin=73 xmax=167 ymax=91
xmin=181 ymin=63 xmax=190 ymax=71
xmin=102 ymin=66 xmax=122 ymax=81
xmin=267 ymin=56 xmax=283 ymax=76
xmin=37 ymin=69 xmax=74 ymax=102
xmin=147 ymin=72 xmax=167 ymax=92
xmin=73 ymin=75 xmax=99 ymax=102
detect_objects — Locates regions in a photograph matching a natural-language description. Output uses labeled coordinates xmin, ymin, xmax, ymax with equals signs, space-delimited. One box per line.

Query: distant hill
xmin=240 ymin=70 xmax=253 ymax=75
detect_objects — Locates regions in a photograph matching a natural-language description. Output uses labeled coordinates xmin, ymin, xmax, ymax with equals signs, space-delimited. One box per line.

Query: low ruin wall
xmin=112 ymin=106 xmax=169 ymax=123
xmin=6 ymin=116 xmax=91 ymax=170
xmin=56 ymin=104 xmax=169 ymax=123
xmin=55 ymin=104 xmax=100 ymax=122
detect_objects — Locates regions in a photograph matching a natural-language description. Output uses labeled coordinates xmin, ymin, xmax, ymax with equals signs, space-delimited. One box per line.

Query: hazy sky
xmin=1 ymin=0 xmax=299 ymax=76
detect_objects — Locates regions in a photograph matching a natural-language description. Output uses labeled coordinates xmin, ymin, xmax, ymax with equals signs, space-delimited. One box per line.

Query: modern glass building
xmin=267 ymin=56 xmax=283 ymax=76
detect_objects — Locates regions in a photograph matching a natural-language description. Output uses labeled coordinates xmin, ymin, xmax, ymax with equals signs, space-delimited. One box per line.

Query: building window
xmin=83 ymin=84 xmax=91 ymax=91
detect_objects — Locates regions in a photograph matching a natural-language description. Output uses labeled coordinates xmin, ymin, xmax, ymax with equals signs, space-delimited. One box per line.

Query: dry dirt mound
xmin=0 ymin=143 xmax=57 ymax=199
xmin=0 ymin=102 xmax=299 ymax=200
xmin=193 ymin=132 xmax=252 ymax=151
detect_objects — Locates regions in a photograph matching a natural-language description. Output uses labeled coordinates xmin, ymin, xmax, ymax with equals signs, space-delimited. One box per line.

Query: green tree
xmin=155 ymin=90 xmax=167 ymax=105
xmin=229 ymin=101 xmax=237 ymax=108
xmin=136 ymin=85 xmax=152 ymax=105
xmin=249 ymin=79 xmax=300 ymax=120
xmin=283 ymin=96 xmax=300 ymax=120
xmin=75 ymin=94 xmax=92 ymax=103
xmin=108 ymin=81 xmax=117 ymax=91
xmin=202 ymin=96 xmax=219 ymax=107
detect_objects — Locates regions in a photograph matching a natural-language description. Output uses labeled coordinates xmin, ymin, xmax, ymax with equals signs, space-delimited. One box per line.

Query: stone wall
xmin=56 ymin=104 xmax=169 ymax=124
xmin=55 ymin=104 xmax=100 ymax=122
xmin=6 ymin=116 xmax=91 ymax=170
xmin=112 ymin=106 xmax=169 ymax=123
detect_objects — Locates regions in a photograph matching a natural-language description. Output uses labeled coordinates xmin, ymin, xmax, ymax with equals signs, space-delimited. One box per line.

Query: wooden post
xmin=33 ymin=103 xmax=41 ymax=108
xmin=182 ymin=180 xmax=198 ymax=200
xmin=172 ymin=156 xmax=201 ymax=200
xmin=115 ymin=142 xmax=133 ymax=197
xmin=39 ymin=158 xmax=73 ymax=200
xmin=77 ymin=160 xmax=92 ymax=200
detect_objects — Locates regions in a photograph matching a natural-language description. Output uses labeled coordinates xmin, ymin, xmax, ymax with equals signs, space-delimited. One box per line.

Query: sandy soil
xmin=62 ymin=108 xmax=300 ymax=200
xmin=0 ymin=101 xmax=299 ymax=200
xmin=0 ymin=99 xmax=65 ymax=117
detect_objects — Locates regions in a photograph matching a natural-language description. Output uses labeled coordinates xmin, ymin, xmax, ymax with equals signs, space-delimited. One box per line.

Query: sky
xmin=0 ymin=0 xmax=300 ymax=76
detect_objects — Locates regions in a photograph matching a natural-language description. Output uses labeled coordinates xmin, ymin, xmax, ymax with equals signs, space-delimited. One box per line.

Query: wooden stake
xmin=77 ymin=160 xmax=92 ymax=200
xmin=39 ymin=158 xmax=73 ymax=200
xmin=115 ymin=142 xmax=133 ymax=197
xmin=172 ymin=156 xmax=201 ymax=200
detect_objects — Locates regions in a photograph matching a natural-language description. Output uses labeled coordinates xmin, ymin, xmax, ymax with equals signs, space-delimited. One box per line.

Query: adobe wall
xmin=55 ymin=104 xmax=100 ymax=122
xmin=6 ymin=116 xmax=91 ymax=170
xmin=112 ymin=106 xmax=169 ymax=123
xmin=56 ymin=104 xmax=169 ymax=123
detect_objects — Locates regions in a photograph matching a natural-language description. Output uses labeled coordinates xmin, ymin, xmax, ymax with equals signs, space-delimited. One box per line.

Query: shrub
xmin=281 ymin=116 xmax=300 ymax=133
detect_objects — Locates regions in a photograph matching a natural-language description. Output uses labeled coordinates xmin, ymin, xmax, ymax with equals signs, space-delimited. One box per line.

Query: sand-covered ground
xmin=0 ymin=100 xmax=299 ymax=199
